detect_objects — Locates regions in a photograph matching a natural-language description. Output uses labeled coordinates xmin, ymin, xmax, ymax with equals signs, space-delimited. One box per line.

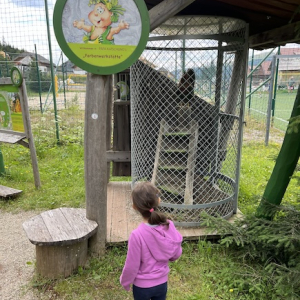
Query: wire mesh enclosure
xmin=131 ymin=16 xmax=248 ymax=226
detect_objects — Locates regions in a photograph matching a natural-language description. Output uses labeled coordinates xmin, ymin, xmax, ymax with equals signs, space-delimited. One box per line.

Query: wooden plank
xmin=85 ymin=73 xmax=111 ymax=254
xmin=112 ymin=101 xmax=131 ymax=176
xmin=0 ymin=185 xmax=22 ymax=198
xmin=125 ymin=183 xmax=139 ymax=241
xmin=23 ymin=208 xmax=98 ymax=246
xmin=19 ymin=80 xmax=41 ymax=188
xmin=0 ymin=132 xmax=25 ymax=144
xmin=184 ymin=120 xmax=198 ymax=205
xmin=106 ymin=79 xmax=114 ymax=182
xmin=106 ymin=182 xmax=114 ymax=242
xmin=0 ymin=78 xmax=12 ymax=85
xmin=149 ymin=0 xmax=196 ymax=31
xmin=107 ymin=182 xmax=244 ymax=243
xmin=41 ymin=209 xmax=77 ymax=243
xmin=0 ymin=129 xmax=26 ymax=137
xmin=60 ymin=208 xmax=98 ymax=240
xmin=107 ymin=151 xmax=131 ymax=162
xmin=110 ymin=182 xmax=129 ymax=242
xmin=151 ymin=119 xmax=165 ymax=185
xmin=215 ymin=0 xmax=296 ymax=19
xmin=249 ymin=21 xmax=300 ymax=49
xmin=22 ymin=214 xmax=53 ymax=245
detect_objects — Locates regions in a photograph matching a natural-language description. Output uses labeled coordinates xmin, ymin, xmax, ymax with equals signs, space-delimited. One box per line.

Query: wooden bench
xmin=23 ymin=207 xmax=98 ymax=278
xmin=0 ymin=185 xmax=22 ymax=198
xmin=0 ymin=130 xmax=27 ymax=146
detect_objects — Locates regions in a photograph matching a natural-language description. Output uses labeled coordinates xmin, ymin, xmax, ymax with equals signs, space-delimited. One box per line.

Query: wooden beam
xmin=0 ymin=77 xmax=12 ymax=85
xmin=214 ymin=0 xmax=296 ymax=19
xmin=85 ymin=73 xmax=112 ymax=255
xmin=149 ymin=0 xmax=195 ymax=32
xmin=106 ymin=151 xmax=131 ymax=162
xmin=249 ymin=21 xmax=300 ymax=49
xmin=19 ymin=80 xmax=41 ymax=189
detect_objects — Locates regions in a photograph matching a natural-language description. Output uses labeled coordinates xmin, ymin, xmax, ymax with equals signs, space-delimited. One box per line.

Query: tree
xmin=256 ymin=86 xmax=300 ymax=219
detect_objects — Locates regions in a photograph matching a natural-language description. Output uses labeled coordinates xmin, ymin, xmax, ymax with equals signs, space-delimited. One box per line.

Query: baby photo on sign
xmin=62 ymin=0 xmax=142 ymax=46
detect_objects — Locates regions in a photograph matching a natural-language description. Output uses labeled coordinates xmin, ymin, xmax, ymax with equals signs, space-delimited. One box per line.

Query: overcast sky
xmin=1 ymin=0 xmax=299 ymax=68
xmin=1 ymin=0 xmax=60 ymax=63
xmin=1 ymin=0 xmax=142 ymax=66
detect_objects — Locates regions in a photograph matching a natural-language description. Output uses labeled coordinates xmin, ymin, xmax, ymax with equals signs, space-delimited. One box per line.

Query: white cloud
xmin=1 ymin=0 xmax=63 ymax=64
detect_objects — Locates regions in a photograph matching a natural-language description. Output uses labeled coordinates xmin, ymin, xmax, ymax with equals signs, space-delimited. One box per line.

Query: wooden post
xmin=106 ymin=82 xmax=113 ymax=183
xmin=19 ymin=80 xmax=41 ymax=188
xmin=85 ymin=73 xmax=112 ymax=255
xmin=149 ymin=0 xmax=196 ymax=32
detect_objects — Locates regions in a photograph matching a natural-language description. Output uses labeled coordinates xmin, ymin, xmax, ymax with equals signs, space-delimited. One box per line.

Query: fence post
xmin=272 ymin=47 xmax=281 ymax=118
xmin=248 ymin=49 xmax=254 ymax=113
xmin=0 ymin=148 xmax=5 ymax=176
xmin=34 ymin=44 xmax=43 ymax=113
xmin=44 ymin=0 xmax=60 ymax=143
xmin=265 ymin=55 xmax=276 ymax=146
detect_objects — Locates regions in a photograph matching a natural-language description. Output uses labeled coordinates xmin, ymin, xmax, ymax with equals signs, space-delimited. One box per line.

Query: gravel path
xmin=0 ymin=210 xmax=40 ymax=300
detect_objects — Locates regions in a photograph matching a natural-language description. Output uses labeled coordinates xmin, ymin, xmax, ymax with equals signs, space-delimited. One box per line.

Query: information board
xmin=54 ymin=0 xmax=149 ymax=75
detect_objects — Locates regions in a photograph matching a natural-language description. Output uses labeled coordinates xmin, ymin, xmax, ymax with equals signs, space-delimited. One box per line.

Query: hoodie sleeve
xmin=169 ymin=243 xmax=182 ymax=261
xmin=120 ymin=231 xmax=141 ymax=291
xmin=169 ymin=221 xmax=183 ymax=262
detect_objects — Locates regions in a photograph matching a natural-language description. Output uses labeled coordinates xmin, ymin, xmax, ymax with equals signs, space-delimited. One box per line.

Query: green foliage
xmin=201 ymin=206 xmax=300 ymax=299
xmin=0 ymin=40 xmax=24 ymax=77
xmin=0 ymin=39 xmax=24 ymax=55
xmin=239 ymin=142 xmax=300 ymax=214
xmin=287 ymin=115 xmax=300 ymax=134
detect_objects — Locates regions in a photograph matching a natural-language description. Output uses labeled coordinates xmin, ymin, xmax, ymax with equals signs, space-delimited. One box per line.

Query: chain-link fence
xmin=0 ymin=0 xmax=85 ymax=146
xmin=131 ymin=16 xmax=248 ymax=225
xmin=246 ymin=46 xmax=300 ymax=143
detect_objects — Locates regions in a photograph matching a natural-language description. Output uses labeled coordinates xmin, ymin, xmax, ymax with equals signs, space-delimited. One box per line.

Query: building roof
xmin=12 ymin=52 xmax=55 ymax=67
xmin=253 ymin=60 xmax=272 ymax=76
xmin=145 ymin=0 xmax=300 ymax=50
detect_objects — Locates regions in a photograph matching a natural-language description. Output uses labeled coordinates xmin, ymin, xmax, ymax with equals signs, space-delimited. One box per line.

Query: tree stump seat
xmin=22 ymin=207 xmax=98 ymax=278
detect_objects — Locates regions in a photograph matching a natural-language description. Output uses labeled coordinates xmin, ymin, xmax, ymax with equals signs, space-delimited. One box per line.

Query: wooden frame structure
xmin=22 ymin=0 xmax=300 ymax=279
xmin=0 ymin=77 xmax=40 ymax=191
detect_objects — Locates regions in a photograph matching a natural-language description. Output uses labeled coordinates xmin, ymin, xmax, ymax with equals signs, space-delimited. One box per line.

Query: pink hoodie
xmin=120 ymin=220 xmax=183 ymax=291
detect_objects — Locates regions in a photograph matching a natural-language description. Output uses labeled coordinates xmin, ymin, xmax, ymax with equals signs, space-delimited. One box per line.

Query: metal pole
xmin=44 ymin=0 xmax=60 ymax=143
xmin=5 ymin=52 xmax=9 ymax=76
xmin=247 ymin=48 xmax=276 ymax=78
xmin=34 ymin=44 xmax=43 ymax=113
xmin=61 ymin=53 xmax=67 ymax=108
xmin=210 ymin=41 xmax=223 ymax=183
xmin=0 ymin=148 xmax=5 ymax=176
xmin=265 ymin=55 xmax=276 ymax=146
xmin=248 ymin=49 xmax=254 ymax=112
xmin=234 ymin=24 xmax=249 ymax=213
xmin=272 ymin=47 xmax=281 ymax=118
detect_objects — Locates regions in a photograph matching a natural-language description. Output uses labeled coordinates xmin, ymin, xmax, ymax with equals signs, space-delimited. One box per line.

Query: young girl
xmin=120 ymin=182 xmax=183 ymax=300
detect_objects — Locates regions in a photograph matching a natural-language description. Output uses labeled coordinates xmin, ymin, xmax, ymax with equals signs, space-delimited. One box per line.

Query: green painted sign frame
xmin=53 ymin=0 xmax=149 ymax=75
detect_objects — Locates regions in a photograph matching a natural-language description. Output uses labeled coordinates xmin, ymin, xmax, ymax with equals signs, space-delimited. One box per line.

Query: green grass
xmin=239 ymin=142 xmax=300 ymax=215
xmin=245 ymin=90 xmax=297 ymax=131
xmin=0 ymin=115 xmax=299 ymax=299
xmin=29 ymin=241 xmax=279 ymax=300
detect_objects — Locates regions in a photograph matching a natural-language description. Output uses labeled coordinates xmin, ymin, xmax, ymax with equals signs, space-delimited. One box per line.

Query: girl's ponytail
xmin=132 ymin=182 xmax=169 ymax=227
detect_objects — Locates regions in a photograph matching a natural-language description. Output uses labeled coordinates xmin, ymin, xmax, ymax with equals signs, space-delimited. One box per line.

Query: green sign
xmin=0 ymin=91 xmax=24 ymax=133
xmin=53 ymin=0 xmax=149 ymax=75
xmin=11 ymin=67 xmax=23 ymax=87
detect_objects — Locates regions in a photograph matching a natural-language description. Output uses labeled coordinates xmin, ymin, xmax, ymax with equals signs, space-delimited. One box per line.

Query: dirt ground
xmin=0 ymin=210 xmax=40 ymax=300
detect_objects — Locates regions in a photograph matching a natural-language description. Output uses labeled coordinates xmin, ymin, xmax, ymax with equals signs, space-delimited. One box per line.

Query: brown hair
xmin=132 ymin=182 xmax=169 ymax=227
